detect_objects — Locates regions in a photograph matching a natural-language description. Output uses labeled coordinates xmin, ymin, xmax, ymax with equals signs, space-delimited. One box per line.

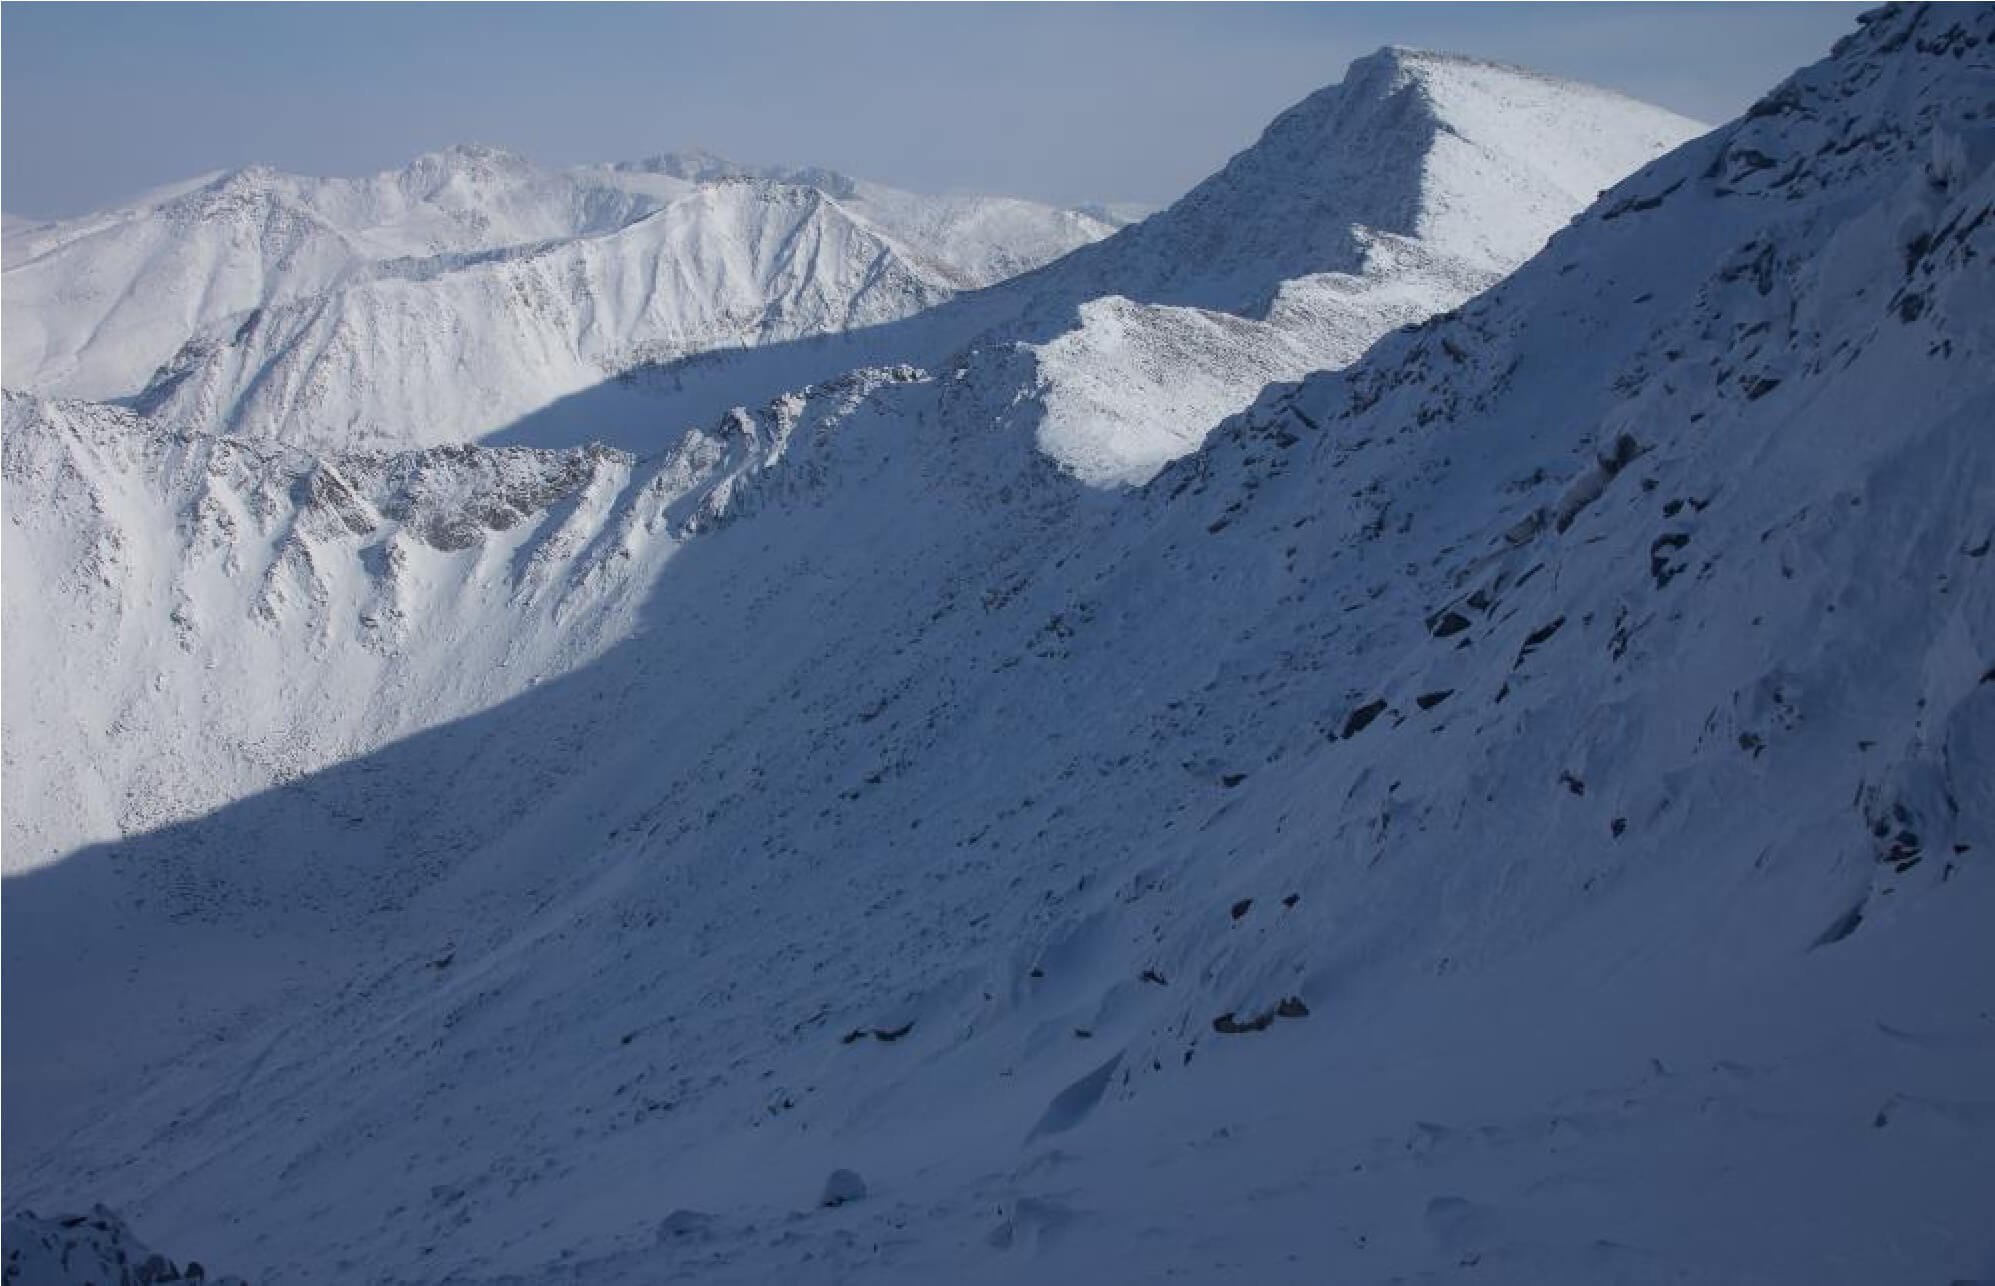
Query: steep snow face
xmin=1 ymin=147 xmax=1116 ymax=413
xmin=5 ymin=8 xmax=1992 ymax=1284
xmin=1024 ymin=47 xmax=1705 ymax=317
xmin=1013 ymin=48 xmax=1706 ymax=484
xmin=2 ymin=367 xmax=916 ymax=870
xmin=2 ymin=391 xmax=647 ymax=869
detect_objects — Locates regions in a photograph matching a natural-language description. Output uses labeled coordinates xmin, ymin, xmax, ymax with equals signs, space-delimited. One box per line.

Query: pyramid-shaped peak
xmin=1324 ymin=44 xmax=1703 ymax=127
xmin=1074 ymin=46 xmax=1703 ymax=314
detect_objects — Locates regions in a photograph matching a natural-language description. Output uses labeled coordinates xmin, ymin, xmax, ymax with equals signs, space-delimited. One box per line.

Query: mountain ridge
xmin=2 ymin=145 xmax=1121 ymax=409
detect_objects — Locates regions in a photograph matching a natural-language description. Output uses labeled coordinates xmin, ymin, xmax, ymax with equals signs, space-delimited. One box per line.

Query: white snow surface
xmin=2 ymin=145 xmax=1117 ymax=438
xmin=5 ymin=8 xmax=1995 ymax=1284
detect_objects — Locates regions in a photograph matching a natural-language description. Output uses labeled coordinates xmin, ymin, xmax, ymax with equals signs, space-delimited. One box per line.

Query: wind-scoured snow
xmin=5 ymin=7 xmax=1994 ymax=1284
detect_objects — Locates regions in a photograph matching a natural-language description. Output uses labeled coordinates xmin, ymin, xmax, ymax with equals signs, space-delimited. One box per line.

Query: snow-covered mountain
xmin=10 ymin=56 xmax=1698 ymax=457
xmin=6 ymin=6 xmax=1994 ymax=1283
xmin=505 ymin=48 xmax=1704 ymax=472
xmin=1 ymin=145 xmax=1118 ymax=431
xmin=125 ymin=177 xmax=989 ymax=452
xmin=1007 ymin=47 xmax=1706 ymax=485
xmin=0 ymin=51 xmax=1702 ymax=874
xmin=597 ymin=149 xmax=1143 ymax=286
xmin=1024 ymin=46 xmax=1703 ymax=314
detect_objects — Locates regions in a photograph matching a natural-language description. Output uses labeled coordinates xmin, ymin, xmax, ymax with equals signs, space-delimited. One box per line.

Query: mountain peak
xmin=1039 ymin=45 xmax=1704 ymax=317
xmin=1344 ymin=43 xmax=1472 ymax=81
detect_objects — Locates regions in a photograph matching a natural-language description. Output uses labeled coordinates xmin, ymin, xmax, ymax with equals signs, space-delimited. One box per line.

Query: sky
xmin=4 ymin=2 xmax=1864 ymax=221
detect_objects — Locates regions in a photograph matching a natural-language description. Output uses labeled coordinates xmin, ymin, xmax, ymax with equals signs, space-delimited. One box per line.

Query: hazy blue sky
xmin=5 ymin=3 xmax=1863 ymax=220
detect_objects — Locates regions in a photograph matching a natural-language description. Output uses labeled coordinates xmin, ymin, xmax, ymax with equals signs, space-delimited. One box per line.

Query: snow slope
xmin=1 ymin=145 xmax=1116 ymax=423
xmin=5 ymin=6 xmax=1993 ymax=1283
xmin=0 ymin=51 xmax=1699 ymax=873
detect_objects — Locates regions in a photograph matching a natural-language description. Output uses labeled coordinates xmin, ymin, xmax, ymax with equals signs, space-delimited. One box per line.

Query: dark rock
xmin=1341 ymin=699 xmax=1389 ymax=738
xmin=1430 ymin=611 xmax=1472 ymax=638
xmin=1651 ymin=532 xmax=1691 ymax=588
xmin=1515 ymin=616 xmax=1566 ymax=665
xmin=1212 ymin=1010 xmax=1274 ymax=1035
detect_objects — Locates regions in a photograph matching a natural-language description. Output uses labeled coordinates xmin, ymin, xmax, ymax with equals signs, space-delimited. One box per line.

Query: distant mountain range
xmin=3 ymin=146 xmax=1124 ymax=443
